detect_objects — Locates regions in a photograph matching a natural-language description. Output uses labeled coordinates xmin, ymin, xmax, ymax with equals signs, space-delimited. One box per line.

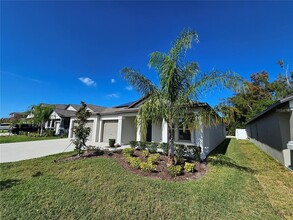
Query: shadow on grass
xmin=208 ymin=138 xmax=255 ymax=173
xmin=32 ymin=171 xmax=43 ymax=177
xmin=210 ymin=138 xmax=231 ymax=155
xmin=0 ymin=179 xmax=21 ymax=190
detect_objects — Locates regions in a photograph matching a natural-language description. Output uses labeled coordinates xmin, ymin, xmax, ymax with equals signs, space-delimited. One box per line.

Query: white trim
xmin=162 ymin=119 xmax=168 ymax=143
xmin=117 ymin=116 xmax=123 ymax=144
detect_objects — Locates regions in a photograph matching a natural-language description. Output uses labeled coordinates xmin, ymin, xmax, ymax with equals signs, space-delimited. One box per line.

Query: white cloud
xmin=111 ymin=78 xmax=115 ymax=84
xmin=107 ymin=93 xmax=120 ymax=98
xmin=125 ymin=85 xmax=133 ymax=91
xmin=78 ymin=77 xmax=96 ymax=86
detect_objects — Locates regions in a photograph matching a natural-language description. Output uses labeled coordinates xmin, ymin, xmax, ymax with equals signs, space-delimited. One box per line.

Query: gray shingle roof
xmin=54 ymin=109 xmax=77 ymax=117
xmin=87 ymin=104 xmax=107 ymax=113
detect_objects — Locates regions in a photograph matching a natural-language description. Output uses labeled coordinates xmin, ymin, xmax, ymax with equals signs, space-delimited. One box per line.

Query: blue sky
xmin=1 ymin=1 xmax=293 ymax=118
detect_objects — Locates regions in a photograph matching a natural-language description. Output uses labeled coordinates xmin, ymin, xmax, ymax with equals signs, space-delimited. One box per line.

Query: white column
xmin=91 ymin=117 xmax=98 ymax=143
xmin=50 ymin=120 xmax=53 ymax=128
xmin=68 ymin=118 xmax=75 ymax=138
xmin=45 ymin=121 xmax=49 ymax=129
xmin=191 ymin=129 xmax=195 ymax=143
xmin=117 ymin=116 xmax=123 ymax=144
xmin=98 ymin=119 xmax=103 ymax=142
xmin=162 ymin=119 xmax=168 ymax=143
xmin=136 ymin=123 xmax=141 ymax=142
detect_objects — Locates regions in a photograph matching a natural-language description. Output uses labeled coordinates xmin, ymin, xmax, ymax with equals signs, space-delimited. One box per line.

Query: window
xmin=179 ymin=129 xmax=191 ymax=141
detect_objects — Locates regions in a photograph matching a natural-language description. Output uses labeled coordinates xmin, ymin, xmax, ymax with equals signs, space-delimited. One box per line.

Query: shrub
xmin=159 ymin=142 xmax=168 ymax=156
xmin=125 ymin=155 xmax=133 ymax=163
xmin=85 ymin=145 xmax=96 ymax=152
xmin=175 ymin=144 xmax=186 ymax=158
xmin=43 ymin=130 xmax=55 ymax=137
xmin=142 ymin=150 xmax=149 ymax=158
xmin=186 ymin=145 xmax=201 ymax=161
xmin=147 ymin=142 xmax=158 ymax=153
xmin=167 ymin=165 xmax=182 ymax=177
xmin=129 ymin=141 xmax=137 ymax=148
xmin=129 ymin=157 xmax=142 ymax=169
xmin=140 ymin=162 xmax=157 ymax=172
xmin=30 ymin=132 xmax=40 ymax=137
xmin=138 ymin=141 xmax=147 ymax=150
xmin=109 ymin=139 xmax=116 ymax=148
xmin=148 ymin=153 xmax=160 ymax=164
xmin=184 ymin=162 xmax=195 ymax=172
xmin=174 ymin=156 xmax=185 ymax=165
xmin=122 ymin=148 xmax=134 ymax=157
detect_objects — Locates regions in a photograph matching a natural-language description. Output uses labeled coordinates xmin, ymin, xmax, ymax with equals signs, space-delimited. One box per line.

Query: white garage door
xmin=103 ymin=120 xmax=118 ymax=143
xmin=86 ymin=120 xmax=94 ymax=142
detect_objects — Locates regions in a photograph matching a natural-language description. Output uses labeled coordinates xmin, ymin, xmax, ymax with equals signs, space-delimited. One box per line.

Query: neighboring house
xmin=9 ymin=112 xmax=29 ymax=122
xmin=50 ymin=104 xmax=106 ymax=135
xmin=68 ymin=98 xmax=226 ymax=159
xmin=246 ymin=95 xmax=293 ymax=168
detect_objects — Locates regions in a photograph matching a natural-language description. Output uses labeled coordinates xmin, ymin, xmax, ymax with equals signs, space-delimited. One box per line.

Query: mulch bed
xmin=54 ymin=149 xmax=208 ymax=181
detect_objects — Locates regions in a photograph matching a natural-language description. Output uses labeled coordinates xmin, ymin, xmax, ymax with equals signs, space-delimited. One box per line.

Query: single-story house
xmin=9 ymin=112 xmax=29 ymax=122
xmin=246 ymin=95 xmax=293 ymax=168
xmin=68 ymin=98 xmax=226 ymax=159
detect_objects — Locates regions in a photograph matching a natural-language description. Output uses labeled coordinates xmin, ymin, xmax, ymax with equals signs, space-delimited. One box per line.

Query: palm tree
xmin=32 ymin=104 xmax=54 ymax=136
xmin=121 ymin=28 xmax=242 ymax=165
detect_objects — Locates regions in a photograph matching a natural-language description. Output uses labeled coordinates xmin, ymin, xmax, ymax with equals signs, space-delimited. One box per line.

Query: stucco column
xmin=191 ymin=129 xmax=195 ymax=143
xmin=91 ymin=117 xmax=98 ymax=143
xmin=162 ymin=119 xmax=168 ymax=143
xmin=45 ymin=121 xmax=49 ymax=129
xmin=117 ymin=116 xmax=123 ymax=145
xmin=68 ymin=118 xmax=75 ymax=138
xmin=136 ymin=124 xmax=141 ymax=142
xmin=98 ymin=119 xmax=103 ymax=142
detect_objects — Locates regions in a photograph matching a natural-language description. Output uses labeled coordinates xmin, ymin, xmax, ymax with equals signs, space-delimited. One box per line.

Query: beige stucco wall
xmin=121 ymin=116 xmax=136 ymax=144
xmin=246 ymin=103 xmax=291 ymax=166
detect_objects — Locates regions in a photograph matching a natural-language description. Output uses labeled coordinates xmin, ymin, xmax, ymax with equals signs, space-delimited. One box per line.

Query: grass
xmin=0 ymin=135 xmax=65 ymax=144
xmin=1 ymin=139 xmax=292 ymax=219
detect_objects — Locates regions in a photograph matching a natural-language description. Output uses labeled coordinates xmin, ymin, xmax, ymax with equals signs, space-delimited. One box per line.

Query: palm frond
xmin=148 ymin=51 xmax=167 ymax=73
xmin=121 ymin=68 xmax=158 ymax=96
xmin=170 ymin=28 xmax=199 ymax=61
xmin=193 ymin=70 xmax=243 ymax=96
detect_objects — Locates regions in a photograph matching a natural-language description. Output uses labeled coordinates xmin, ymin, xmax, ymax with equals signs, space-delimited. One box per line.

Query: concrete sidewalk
xmin=0 ymin=138 xmax=75 ymax=163
xmin=0 ymin=139 xmax=131 ymax=163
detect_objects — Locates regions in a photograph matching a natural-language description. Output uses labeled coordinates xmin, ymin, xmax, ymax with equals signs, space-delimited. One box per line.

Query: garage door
xmin=103 ymin=120 xmax=118 ymax=142
xmin=86 ymin=120 xmax=94 ymax=141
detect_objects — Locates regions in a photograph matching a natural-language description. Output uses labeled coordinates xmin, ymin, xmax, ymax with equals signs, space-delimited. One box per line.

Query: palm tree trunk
xmin=167 ymin=124 xmax=175 ymax=165
xmin=40 ymin=121 xmax=44 ymax=136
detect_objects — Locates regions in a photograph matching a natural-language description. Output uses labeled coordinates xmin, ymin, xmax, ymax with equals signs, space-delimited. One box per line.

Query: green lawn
xmin=1 ymin=139 xmax=292 ymax=219
xmin=0 ymin=135 xmax=65 ymax=144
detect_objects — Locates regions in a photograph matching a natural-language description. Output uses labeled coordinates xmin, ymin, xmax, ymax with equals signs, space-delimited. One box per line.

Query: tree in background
xmin=122 ymin=28 xmax=242 ymax=165
xmin=32 ymin=104 xmax=54 ymax=136
xmin=72 ymin=101 xmax=91 ymax=157
xmin=218 ymin=60 xmax=293 ymax=135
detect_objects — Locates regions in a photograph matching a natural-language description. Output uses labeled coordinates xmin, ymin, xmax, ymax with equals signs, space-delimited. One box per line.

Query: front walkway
xmin=0 ymin=139 xmax=130 ymax=163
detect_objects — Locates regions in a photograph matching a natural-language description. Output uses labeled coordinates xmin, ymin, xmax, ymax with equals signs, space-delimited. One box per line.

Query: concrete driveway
xmin=0 ymin=138 xmax=75 ymax=163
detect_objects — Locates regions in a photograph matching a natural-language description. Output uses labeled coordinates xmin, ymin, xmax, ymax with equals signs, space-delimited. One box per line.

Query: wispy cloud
xmin=125 ymin=85 xmax=133 ymax=91
xmin=107 ymin=93 xmax=120 ymax=98
xmin=78 ymin=77 xmax=96 ymax=86
xmin=111 ymin=78 xmax=116 ymax=84
xmin=1 ymin=71 xmax=42 ymax=83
